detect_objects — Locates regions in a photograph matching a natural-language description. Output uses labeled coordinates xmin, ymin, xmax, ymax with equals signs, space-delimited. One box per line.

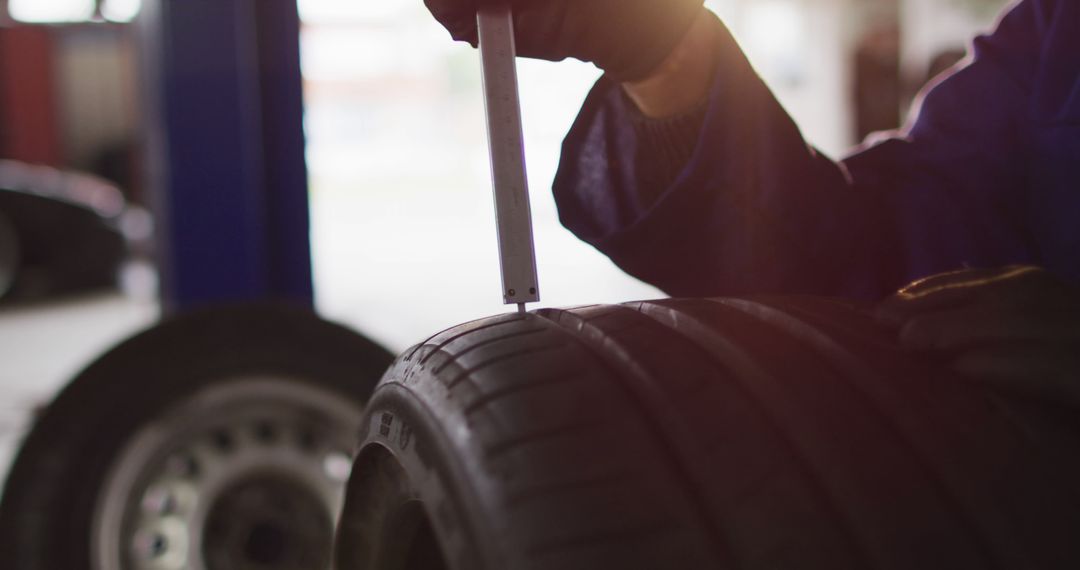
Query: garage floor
xmin=0 ymin=293 xmax=158 ymax=484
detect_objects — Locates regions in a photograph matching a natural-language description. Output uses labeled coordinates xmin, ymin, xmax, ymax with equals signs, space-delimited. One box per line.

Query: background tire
xmin=336 ymin=297 xmax=1080 ymax=570
xmin=0 ymin=303 xmax=393 ymax=570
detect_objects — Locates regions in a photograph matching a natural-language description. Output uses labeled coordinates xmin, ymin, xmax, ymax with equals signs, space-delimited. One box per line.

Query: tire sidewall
xmin=337 ymin=364 xmax=506 ymax=570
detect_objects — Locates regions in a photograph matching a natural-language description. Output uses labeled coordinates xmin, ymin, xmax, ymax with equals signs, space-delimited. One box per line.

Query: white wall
xmin=900 ymin=0 xmax=1013 ymax=82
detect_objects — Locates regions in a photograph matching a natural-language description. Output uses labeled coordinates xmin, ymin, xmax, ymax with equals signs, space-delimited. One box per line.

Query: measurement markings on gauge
xmin=478 ymin=6 xmax=540 ymax=312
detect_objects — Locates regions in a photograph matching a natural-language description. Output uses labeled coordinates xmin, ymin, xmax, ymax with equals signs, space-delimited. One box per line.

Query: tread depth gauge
xmin=477 ymin=5 xmax=540 ymax=313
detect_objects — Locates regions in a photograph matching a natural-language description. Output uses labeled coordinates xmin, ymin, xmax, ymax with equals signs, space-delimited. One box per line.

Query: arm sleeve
xmin=552 ymin=3 xmax=1054 ymax=300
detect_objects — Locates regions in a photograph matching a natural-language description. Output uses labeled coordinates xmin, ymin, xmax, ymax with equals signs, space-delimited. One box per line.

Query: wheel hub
xmin=203 ymin=474 xmax=332 ymax=570
xmin=92 ymin=379 xmax=361 ymax=570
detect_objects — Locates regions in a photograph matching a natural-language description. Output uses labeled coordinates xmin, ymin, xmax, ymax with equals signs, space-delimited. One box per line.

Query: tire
xmin=335 ymin=297 xmax=1080 ymax=570
xmin=0 ymin=303 xmax=394 ymax=570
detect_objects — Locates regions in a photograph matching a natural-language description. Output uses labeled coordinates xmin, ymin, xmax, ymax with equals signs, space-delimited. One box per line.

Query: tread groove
xmin=504 ymin=471 xmax=632 ymax=508
xmin=712 ymin=298 xmax=1009 ymax=567
xmin=444 ymin=342 xmax=568 ymax=390
xmin=433 ymin=327 xmax=547 ymax=374
xmin=536 ymin=306 xmax=736 ymax=568
xmin=633 ymin=301 xmax=877 ymax=568
xmin=483 ymin=418 xmax=604 ymax=459
xmin=524 ymin=520 xmax=676 ymax=557
xmin=418 ymin=315 xmax=528 ymax=366
xmin=463 ymin=371 xmax=587 ymax=417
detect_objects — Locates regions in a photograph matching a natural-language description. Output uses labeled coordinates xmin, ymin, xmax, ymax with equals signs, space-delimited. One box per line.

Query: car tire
xmin=0 ymin=303 xmax=393 ymax=570
xmin=335 ymin=297 xmax=1080 ymax=570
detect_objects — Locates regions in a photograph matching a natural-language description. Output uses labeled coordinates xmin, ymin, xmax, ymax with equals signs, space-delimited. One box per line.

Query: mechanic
xmin=424 ymin=0 xmax=1080 ymax=404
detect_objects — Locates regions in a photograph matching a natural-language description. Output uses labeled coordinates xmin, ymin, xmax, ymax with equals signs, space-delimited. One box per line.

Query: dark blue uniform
xmin=553 ymin=0 xmax=1079 ymax=300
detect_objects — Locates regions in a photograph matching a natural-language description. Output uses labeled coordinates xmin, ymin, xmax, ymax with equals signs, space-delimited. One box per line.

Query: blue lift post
xmin=139 ymin=0 xmax=314 ymax=312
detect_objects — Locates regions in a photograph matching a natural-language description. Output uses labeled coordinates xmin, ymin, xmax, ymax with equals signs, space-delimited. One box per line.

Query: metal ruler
xmin=477 ymin=6 xmax=540 ymax=313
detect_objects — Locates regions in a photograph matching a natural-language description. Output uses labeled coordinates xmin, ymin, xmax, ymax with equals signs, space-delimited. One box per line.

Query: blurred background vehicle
xmin=0 ymin=160 xmax=152 ymax=302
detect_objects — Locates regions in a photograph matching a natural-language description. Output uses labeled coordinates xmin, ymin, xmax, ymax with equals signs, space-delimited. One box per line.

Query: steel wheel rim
xmin=92 ymin=378 xmax=362 ymax=570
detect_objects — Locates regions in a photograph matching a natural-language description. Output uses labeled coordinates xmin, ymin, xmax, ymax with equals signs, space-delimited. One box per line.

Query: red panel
xmin=0 ymin=26 xmax=61 ymax=165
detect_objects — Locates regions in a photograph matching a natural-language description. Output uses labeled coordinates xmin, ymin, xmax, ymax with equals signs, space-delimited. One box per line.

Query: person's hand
xmin=876 ymin=266 xmax=1080 ymax=407
xmin=423 ymin=0 xmax=705 ymax=82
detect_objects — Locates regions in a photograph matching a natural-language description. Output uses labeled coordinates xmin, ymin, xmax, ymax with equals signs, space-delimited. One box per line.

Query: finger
xmin=875 ymin=266 xmax=1042 ymax=325
xmin=951 ymin=344 xmax=1080 ymax=409
xmin=897 ymin=304 xmax=1080 ymax=351
xmin=875 ymin=268 xmax=998 ymax=325
xmin=425 ymin=0 xmax=481 ymax=45
xmin=898 ymin=266 xmax=1037 ymax=298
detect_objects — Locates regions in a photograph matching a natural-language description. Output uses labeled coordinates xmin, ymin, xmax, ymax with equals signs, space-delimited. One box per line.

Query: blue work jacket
xmin=553 ymin=0 xmax=1079 ymax=300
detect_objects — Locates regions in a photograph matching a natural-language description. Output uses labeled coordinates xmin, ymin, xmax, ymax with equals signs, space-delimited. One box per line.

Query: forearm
xmin=555 ymin=2 xmax=1045 ymax=301
xmin=622 ymin=8 xmax=718 ymax=119
xmin=556 ymin=16 xmax=895 ymax=299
